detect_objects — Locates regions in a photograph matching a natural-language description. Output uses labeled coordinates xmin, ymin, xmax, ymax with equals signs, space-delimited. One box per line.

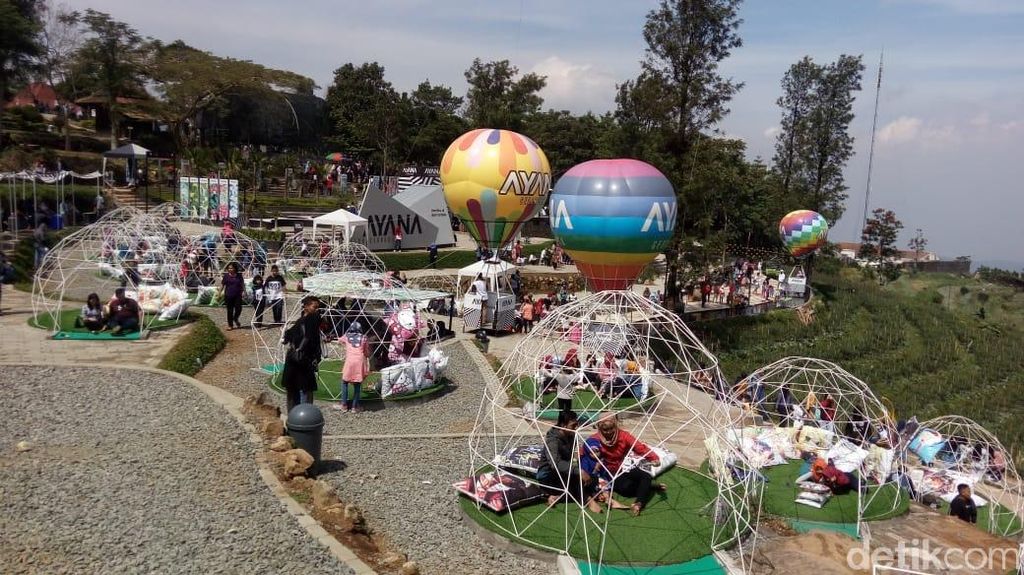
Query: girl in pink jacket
xmin=338 ymin=322 xmax=370 ymax=413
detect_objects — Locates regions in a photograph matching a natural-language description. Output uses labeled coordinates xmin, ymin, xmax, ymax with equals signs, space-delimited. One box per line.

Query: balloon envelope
xmin=779 ymin=210 xmax=829 ymax=258
xmin=550 ymin=159 xmax=676 ymax=291
xmin=440 ymin=129 xmax=551 ymax=250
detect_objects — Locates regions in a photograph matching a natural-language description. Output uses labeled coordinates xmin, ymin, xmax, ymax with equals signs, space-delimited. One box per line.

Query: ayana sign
xmin=354 ymin=182 xmax=455 ymax=251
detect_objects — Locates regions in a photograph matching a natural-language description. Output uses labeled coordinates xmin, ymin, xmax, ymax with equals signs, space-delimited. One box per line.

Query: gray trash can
xmin=286 ymin=403 xmax=325 ymax=467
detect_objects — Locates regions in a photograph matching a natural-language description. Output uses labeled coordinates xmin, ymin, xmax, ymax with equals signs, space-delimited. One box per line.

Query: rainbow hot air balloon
xmin=550 ymin=159 xmax=676 ymax=291
xmin=779 ymin=209 xmax=829 ymax=258
xmin=440 ymin=129 xmax=552 ymax=250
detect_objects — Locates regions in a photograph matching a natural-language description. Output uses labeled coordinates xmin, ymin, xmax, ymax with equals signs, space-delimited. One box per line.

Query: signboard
xmin=178 ymin=177 xmax=240 ymax=221
xmin=785 ymin=275 xmax=806 ymax=295
xmin=354 ymin=183 xmax=455 ymax=250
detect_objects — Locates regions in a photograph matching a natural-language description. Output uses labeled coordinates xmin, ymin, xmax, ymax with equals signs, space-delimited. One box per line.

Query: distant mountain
xmin=972 ymin=259 xmax=1024 ymax=273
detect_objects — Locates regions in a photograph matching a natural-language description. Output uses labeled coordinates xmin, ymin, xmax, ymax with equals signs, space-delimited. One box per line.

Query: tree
xmin=38 ymin=1 xmax=81 ymax=150
xmin=908 ymin=228 xmax=928 ymax=272
xmin=772 ymin=54 xmax=864 ymax=223
xmin=0 ymin=0 xmax=43 ymax=144
xmin=325 ymin=62 xmax=406 ymax=175
xmin=859 ymin=208 xmax=903 ymax=269
xmin=145 ymin=40 xmax=316 ymax=151
xmin=617 ymin=0 xmax=744 ymax=308
xmin=72 ymin=9 xmax=146 ymax=149
xmin=462 ymin=58 xmax=546 ymax=130
xmin=404 ymin=80 xmax=466 ymax=165
xmin=524 ymin=110 xmax=616 ymax=176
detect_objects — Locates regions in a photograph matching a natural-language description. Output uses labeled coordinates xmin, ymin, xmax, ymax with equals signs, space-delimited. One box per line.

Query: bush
xmin=241 ymin=227 xmax=285 ymax=243
xmin=960 ymin=286 xmax=970 ymax=296
xmin=156 ymin=313 xmax=226 ymax=376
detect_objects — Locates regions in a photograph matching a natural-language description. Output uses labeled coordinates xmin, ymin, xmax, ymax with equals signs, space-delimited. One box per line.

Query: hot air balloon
xmin=440 ymin=129 xmax=551 ymax=250
xmin=779 ymin=209 xmax=829 ymax=258
xmin=550 ymin=159 xmax=676 ymax=291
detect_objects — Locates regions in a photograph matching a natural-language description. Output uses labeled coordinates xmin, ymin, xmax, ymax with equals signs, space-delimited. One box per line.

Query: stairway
xmin=107 ymin=187 xmax=149 ymax=211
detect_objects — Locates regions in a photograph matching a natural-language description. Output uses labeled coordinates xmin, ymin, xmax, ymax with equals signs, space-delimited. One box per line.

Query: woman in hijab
xmin=337 ymin=321 xmax=370 ymax=413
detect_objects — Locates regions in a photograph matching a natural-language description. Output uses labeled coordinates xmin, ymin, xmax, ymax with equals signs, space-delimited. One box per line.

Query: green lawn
xmin=266 ymin=358 xmax=446 ymax=402
xmin=931 ymin=498 xmax=1023 ymax=537
xmin=459 ymin=467 xmax=738 ymax=565
xmin=513 ymin=376 xmax=656 ymax=419
xmin=28 ymin=309 xmax=191 ymax=335
xmin=760 ymin=460 xmax=908 ymax=524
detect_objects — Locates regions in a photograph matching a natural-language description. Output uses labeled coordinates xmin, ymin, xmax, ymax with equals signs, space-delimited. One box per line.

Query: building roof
xmin=5 ymin=83 xmax=59 ymax=109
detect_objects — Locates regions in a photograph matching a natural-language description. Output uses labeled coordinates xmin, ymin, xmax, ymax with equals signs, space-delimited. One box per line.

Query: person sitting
xmin=107 ymin=287 xmax=142 ymax=335
xmin=586 ymin=415 xmax=666 ymax=516
xmin=949 ymin=483 xmax=978 ymax=524
xmin=536 ymin=410 xmax=600 ymax=512
xmin=75 ymin=292 xmax=107 ymax=333
xmin=798 ymin=457 xmax=859 ymax=495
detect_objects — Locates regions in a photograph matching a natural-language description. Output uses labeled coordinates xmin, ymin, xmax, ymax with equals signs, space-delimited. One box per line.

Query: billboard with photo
xmin=177 ymin=177 xmax=239 ymax=220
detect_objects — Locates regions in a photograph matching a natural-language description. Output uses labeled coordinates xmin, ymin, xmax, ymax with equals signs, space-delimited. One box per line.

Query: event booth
xmin=456 ymin=258 xmax=517 ymax=332
xmin=354 ymin=182 xmax=456 ymax=251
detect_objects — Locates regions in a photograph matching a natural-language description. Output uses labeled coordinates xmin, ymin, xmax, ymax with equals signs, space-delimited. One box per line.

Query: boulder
xmin=261 ymin=418 xmax=285 ymax=438
xmin=15 ymin=441 xmax=32 ymax=453
xmin=269 ymin=436 xmax=294 ymax=452
xmin=280 ymin=449 xmax=314 ymax=479
xmin=401 ymin=561 xmax=420 ymax=575
xmin=310 ymin=480 xmax=336 ymax=508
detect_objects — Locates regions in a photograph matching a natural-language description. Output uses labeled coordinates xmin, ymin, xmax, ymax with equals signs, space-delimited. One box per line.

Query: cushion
xmin=826 ymin=439 xmax=870 ymax=473
xmin=621 ymin=445 xmax=678 ymax=477
xmin=453 ymin=471 xmax=545 ymax=513
xmin=863 ymin=444 xmax=896 ymax=485
xmin=908 ymin=429 xmax=945 ymax=465
xmin=795 ymin=491 xmax=831 ymax=508
xmin=494 ymin=445 xmax=546 ymax=476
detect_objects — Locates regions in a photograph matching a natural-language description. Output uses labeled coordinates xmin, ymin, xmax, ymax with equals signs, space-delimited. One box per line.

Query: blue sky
xmin=72 ymin=0 xmax=1024 ymax=266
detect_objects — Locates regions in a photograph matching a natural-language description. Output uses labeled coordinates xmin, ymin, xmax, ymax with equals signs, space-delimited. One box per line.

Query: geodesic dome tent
xmin=725 ymin=356 xmax=907 ymax=535
xmin=275 ymin=231 xmax=385 ymax=277
xmin=31 ymin=207 xmax=190 ymax=332
xmin=254 ymin=271 xmax=452 ymax=401
xmin=905 ymin=415 xmax=1023 ymax=537
xmin=460 ymin=290 xmax=761 ymax=571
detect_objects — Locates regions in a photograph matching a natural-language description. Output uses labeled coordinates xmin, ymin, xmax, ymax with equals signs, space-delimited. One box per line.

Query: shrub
xmin=960 ymin=286 xmax=970 ymax=296
xmin=241 ymin=227 xmax=285 ymax=243
xmin=157 ymin=313 xmax=226 ymax=376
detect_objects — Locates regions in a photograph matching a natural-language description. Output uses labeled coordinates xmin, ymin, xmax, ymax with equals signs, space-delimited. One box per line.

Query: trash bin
xmin=286 ymin=403 xmax=325 ymax=468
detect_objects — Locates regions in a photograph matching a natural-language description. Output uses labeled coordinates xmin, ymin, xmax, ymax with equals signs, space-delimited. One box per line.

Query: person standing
xmin=393 ymin=224 xmax=403 ymax=251
xmin=281 ymin=295 xmax=322 ymax=414
xmin=251 ymin=274 xmax=266 ymax=328
xmin=265 ymin=265 xmax=286 ymax=324
xmin=428 ymin=243 xmax=438 ymax=267
xmin=220 ymin=262 xmax=244 ymax=330
xmin=95 ymin=193 xmax=105 ymax=220
xmin=473 ymin=273 xmax=489 ymax=325
xmin=555 ymin=363 xmax=576 ymax=413
xmin=520 ymin=295 xmax=534 ymax=332
xmin=336 ymin=322 xmax=370 ymax=413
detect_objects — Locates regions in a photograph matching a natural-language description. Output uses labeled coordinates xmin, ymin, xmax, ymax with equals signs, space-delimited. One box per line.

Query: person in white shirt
xmin=264 ymin=265 xmax=287 ymax=324
xmin=473 ymin=273 xmax=489 ymax=324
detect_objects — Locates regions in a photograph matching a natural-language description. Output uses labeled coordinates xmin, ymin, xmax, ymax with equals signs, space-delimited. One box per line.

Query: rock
xmin=380 ymin=552 xmax=406 ymax=568
xmin=310 ymin=480 xmax=335 ymax=508
xmin=281 ymin=449 xmax=314 ymax=478
xmin=343 ymin=503 xmax=364 ymax=525
xmin=269 ymin=436 xmax=294 ymax=452
xmin=401 ymin=561 xmax=420 ymax=575
xmin=15 ymin=441 xmax=32 ymax=453
xmin=261 ymin=419 xmax=284 ymax=438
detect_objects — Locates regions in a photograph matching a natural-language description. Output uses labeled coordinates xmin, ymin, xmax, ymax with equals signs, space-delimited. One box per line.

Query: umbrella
xmin=325 ymin=152 xmax=344 ymax=162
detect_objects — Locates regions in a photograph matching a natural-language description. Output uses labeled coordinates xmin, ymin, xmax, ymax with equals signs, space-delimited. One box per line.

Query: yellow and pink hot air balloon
xmin=440 ymin=129 xmax=551 ymax=250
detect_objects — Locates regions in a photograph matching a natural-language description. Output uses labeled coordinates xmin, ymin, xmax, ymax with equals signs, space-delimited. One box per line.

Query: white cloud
xmin=970 ymin=112 xmax=991 ymax=127
xmin=763 ymin=126 xmax=781 ymax=139
xmin=530 ymin=56 xmax=618 ymax=114
xmin=894 ymin=0 xmax=1024 ymax=14
xmin=878 ymin=116 xmax=923 ymax=144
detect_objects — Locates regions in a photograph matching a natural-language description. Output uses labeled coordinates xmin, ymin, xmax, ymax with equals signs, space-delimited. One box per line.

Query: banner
xmin=177 ymin=177 xmax=239 ymax=220
xmin=228 ymin=179 xmax=239 ymax=218
xmin=179 ymin=178 xmax=190 ymax=217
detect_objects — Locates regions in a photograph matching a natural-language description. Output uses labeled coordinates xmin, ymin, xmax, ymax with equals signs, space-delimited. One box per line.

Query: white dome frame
xmin=275 ymin=230 xmax=384 ymax=277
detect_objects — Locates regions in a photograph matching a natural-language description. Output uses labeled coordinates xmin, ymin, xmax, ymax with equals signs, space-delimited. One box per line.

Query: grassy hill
xmin=691 ymin=266 xmax=1024 ymax=460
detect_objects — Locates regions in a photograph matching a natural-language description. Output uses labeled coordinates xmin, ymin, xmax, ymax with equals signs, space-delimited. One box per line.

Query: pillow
xmin=380 ymin=363 xmax=415 ymax=398
xmin=409 ymin=358 xmax=431 ymax=391
xmin=621 ymin=445 xmax=678 ymax=477
xmin=795 ymin=491 xmax=831 ymax=508
xmin=494 ymin=445 xmax=546 ymax=476
xmin=797 ymin=481 xmax=832 ymax=495
xmin=826 ymin=439 xmax=870 ymax=473
xmin=908 ymin=429 xmax=946 ymax=464
xmin=794 ymin=426 xmax=835 ymax=453
xmin=863 ymin=444 xmax=895 ymax=485
xmin=452 ymin=471 xmax=545 ymax=513
xmin=159 ymin=300 xmax=189 ymax=321
xmin=739 ymin=437 xmax=787 ymax=469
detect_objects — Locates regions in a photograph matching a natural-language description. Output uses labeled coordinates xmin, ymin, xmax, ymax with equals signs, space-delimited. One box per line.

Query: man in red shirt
xmin=589 ymin=415 xmax=666 ymax=515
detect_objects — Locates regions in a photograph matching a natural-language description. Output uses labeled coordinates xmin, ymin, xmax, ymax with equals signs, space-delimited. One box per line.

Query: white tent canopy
xmin=457 ymin=258 xmax=515 ymax=295
xmin=312 ymin=208 xmax=369 ymax=244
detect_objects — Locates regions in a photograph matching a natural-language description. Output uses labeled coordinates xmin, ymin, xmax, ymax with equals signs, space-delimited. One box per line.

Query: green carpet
xmin=931 ymin=499 xmax=1023 ymax=537
xmin=266 ymin=359 xmax=446 ymax=402
xmin=760 ymin=460 xmax=908 ymax=524
xmin=514 ymin=376 xmax=655 ymax=420
xmin=29 ymin=309 xmax=190 ymax=339
xmin=577 ymin=554 xmax=724 ymax=575
xmin=459 ymin=467 xmax=739 ymax=565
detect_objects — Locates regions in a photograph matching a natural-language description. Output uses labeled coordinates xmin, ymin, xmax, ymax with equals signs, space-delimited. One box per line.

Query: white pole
xmin=32 ymin=178 xmax=37 ymax=228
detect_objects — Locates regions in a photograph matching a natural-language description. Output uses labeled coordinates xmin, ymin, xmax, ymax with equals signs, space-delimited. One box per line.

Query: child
xmin=251 ymin=274 xmax=266 ymax=328
xmin=520 ymin=296 xmax=534 ymax=332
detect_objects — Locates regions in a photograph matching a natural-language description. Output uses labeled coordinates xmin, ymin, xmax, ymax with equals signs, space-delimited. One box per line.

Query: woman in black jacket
xmin=281 ymin=295 xmax=323 ymax=414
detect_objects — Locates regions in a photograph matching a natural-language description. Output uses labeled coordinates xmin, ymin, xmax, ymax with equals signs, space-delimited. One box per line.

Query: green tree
xmin=38 ymin=1 xmax=81 ymax=151
xmin=524 ymin=110 xmax=616 ymax=176
xmin=463 ymin=58 xmax=546 ymax=130
xmin=404 ymin=80 xmax=466 ymax=165
xmin=72 ymin=9 xmax=147 ymax=149
xmin=145 ymin=40 xmax=316 ymax=151
xmin=859 ymin=207 xmax=903 ymax=268
xmin=0 ymin=0 xmax=43 ymax=144
xmin=618 ymin=0 xmax=745 ymax=308
xmin=773 ymin=54 xmax=864 ymax=222
xmin=907 ymin=228 xmax=928 ymax=272
xmin=325 ymin=62 xmax=406 ymax=174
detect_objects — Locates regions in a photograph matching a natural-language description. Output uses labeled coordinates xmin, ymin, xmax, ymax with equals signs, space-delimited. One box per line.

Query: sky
xmin=69 ymin=0 xmax=1024 ymax=266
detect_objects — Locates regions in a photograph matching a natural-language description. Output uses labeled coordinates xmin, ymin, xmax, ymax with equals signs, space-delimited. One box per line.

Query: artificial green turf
xmin=931 ymin=499 xmax=1024 ymax=537
xmin=267 ymin=359 xmax=446 ymax=402
xmin=28 ymin=309 xmax=190 ymax=335
xmin=459 ymin=467 xmax=737 ymax=565
xmin=514 ymin=376 xmax=655 ymax=420
xmin=760 ymin=460 xmax=909 ymax=524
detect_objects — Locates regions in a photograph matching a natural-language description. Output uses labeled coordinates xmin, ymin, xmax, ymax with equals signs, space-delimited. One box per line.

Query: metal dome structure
xmin=906 ymin=415 xmax=1023 ymax=537
xmin=461 ymin=290 xmax=762 ymax=572
xmin=275 ymin=231 xmax=385 ymax=277
xmin=31 ymin=207 xmax=190 ymax=332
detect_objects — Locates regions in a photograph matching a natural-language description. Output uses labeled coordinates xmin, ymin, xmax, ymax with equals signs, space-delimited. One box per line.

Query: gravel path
xmin=0 ymin=366 xmax=355 ymax=575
